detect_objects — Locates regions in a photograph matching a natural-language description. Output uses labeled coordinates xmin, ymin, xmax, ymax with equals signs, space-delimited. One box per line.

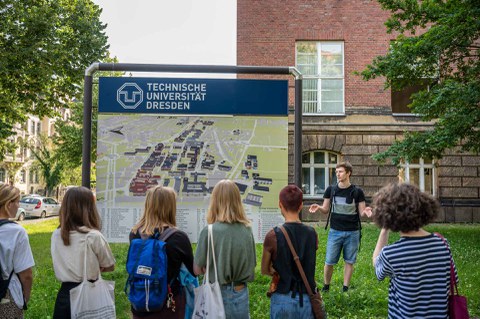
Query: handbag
xmin=69 ymin=234 xmax=116 ymax=319
xmin=435 ymin=233 xmax=469 ymax=319
xmin=193 ymin=224 xmax=226 ymax=319
xmin=279 ymin=226 xmax=326 ymax=319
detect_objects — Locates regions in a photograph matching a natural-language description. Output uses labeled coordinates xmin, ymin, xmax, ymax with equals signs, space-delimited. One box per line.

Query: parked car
xmin=19 ymin=196 xmax=61 ymax=219
xmin=14 ymin=207 xmax=27 ymax=221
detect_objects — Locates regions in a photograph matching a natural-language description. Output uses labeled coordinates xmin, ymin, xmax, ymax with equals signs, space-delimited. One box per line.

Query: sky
xmin=92 ymin=0 xmax=236 ymax=68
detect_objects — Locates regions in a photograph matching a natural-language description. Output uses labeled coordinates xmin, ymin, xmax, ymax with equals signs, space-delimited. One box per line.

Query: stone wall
xmin=293 ymin=130 xmax=480 ymax=223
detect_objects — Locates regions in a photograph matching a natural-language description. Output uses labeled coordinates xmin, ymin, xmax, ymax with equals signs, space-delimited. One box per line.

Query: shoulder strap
xmin=278 ymin=226 xmax=314 ymax=296
xmin=0 ymin=220 xmax=16 ymax=290
xmin=0 ymin=220 xmax=15 ymax=227
xmin=350 ymin=184 xmax=360 ymax=211
xmin=434 ymin=232 xmax=458 ymax=296
xmin=159 ymin=227 xmax=178 ymax=242
xmin=324 ymin=185 xmax=336 ymax=230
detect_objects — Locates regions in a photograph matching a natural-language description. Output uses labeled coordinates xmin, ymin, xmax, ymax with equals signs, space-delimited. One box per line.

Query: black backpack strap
xmin=0 ymin=220 xmax=16 ymax=299
xmin=159 ymin=227 xmax=178 ymax=242
xmin=350 ymin=185 xmax=363 ymax=252
xmin=0 ymin=219 xmax=15 ymax=227
xmin=324 ymin=186 xmax=336 ymax=230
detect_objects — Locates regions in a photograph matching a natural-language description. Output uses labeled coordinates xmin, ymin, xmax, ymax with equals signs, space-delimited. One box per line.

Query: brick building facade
xmin=237 ymin=0 xmax=480 ymax=222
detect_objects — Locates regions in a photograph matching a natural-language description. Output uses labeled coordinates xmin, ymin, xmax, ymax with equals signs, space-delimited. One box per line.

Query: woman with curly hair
xmin=372 ymin=183 xmax=457 ymax=319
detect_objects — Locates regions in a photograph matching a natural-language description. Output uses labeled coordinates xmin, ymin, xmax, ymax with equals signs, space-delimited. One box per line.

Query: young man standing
xmin=309 ymin=161 xmax=372 ymax=292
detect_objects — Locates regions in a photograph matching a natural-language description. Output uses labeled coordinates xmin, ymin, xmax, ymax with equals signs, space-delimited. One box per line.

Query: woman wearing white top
xmin=51 ymin=186 xmax=115 ymax=318
xmin=0 ymin=183 xmax=34 ymax=319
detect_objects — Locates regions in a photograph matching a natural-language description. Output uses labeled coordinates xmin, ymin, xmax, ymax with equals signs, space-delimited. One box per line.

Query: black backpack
xmin=0 ymin=219 xmax=16 ymax=300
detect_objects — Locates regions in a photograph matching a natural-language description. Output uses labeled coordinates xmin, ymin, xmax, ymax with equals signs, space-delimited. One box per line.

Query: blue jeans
xmin=270 ymin=292 xmax=314 ymax=319
xmin=220 ymin=283 xmax=249 ymax=319
xmin=325 ymin=229 xmax=360 ymax=265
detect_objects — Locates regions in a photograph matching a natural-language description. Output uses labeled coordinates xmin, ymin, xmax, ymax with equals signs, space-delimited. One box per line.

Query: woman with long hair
xmin=194 ymin=179 xmax=256 ymax=319
xmin=129 ymin=186 xmax=195 ymax=319
xmin=0 ymin=184 xmax=34 ymax=319
xmin=51 ymin=186 xmax=115 ymax=318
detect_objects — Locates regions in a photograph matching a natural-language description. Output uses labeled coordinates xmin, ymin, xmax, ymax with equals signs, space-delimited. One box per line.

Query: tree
xmin=360 ymin=0 xmax=480 ymax=165
xmin=2 ymin=162 xmax=23 ymax=185
xmin=0 ymin=0 xmax=109 ymax=160
xmin=54 ymin=100 xmax=95 ymax=169
xmin=54 ymin=65 xmax=123 ymax=169
xmin=29 ymin=134 xmax=63 ymax=196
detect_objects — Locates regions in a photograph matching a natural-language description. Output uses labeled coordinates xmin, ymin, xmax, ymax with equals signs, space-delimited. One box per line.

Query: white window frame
xmin=400 ymin=158 xmax=436 ymax=196
xmin=302 ymin=151 xmax=339 ymax=197
xmin=296 ymin=41 xmax=345 ymax=115
xmin=0 ymin=168 xmax=5 ymax=183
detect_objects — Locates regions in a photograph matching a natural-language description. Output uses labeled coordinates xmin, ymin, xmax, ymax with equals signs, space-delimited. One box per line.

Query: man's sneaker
xmin=342 ymin=285 xmax=349 ymax=292
xmin=321 ymin=284 xmax=330 ymax=292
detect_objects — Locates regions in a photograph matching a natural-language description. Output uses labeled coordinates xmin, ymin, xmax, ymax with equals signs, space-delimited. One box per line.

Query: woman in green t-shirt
xmin=194 ymin=179 xmax=256 ymax=319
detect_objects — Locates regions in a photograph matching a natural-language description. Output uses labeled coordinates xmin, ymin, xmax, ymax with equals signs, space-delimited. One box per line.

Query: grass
xmin=22 ymin=219 xmax=480 ymax=318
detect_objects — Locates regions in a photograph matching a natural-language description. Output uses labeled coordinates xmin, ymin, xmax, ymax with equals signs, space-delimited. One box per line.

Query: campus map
xmin=96 ymin=114 xmax=288 ymax=242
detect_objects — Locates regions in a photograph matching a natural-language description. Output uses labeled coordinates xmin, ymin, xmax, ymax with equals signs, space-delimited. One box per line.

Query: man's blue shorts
xmin=325 ymin=229 xmax=360 ymax=265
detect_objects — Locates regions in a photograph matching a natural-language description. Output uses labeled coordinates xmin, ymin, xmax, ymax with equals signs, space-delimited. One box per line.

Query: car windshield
xmin=20 ymin=197 xmax=41 ymax=204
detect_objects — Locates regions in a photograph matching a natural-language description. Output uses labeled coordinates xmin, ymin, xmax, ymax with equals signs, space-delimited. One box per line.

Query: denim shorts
xmin=220 ymin=283 xmax=250 ymax=319
xmin=325 ymin=229 xmax=360 ymax=265
xmin=270 ymin=292 xmax=314 ymax=319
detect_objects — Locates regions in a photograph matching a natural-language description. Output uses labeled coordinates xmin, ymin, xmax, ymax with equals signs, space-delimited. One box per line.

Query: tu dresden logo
xmin=117 ymin=83 xmax=143 ymax=109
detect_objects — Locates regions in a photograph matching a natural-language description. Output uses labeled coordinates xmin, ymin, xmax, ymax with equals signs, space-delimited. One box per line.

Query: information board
xmin=97 ymin=77 xmax=288 ymax=243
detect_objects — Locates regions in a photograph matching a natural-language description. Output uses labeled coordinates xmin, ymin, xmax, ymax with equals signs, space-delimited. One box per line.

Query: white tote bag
xmin=193 ymin=224 xmax=226 ymax=319
xmin=69 ymin=234 xmax=116 ymax=319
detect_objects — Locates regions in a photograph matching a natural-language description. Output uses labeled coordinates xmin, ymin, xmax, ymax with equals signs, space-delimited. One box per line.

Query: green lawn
xmin=23 ymin=219 xmax=480 ymax=318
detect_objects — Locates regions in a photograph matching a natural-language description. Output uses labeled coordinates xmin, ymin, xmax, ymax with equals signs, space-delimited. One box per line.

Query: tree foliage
xmin=54 ymin=100 xmax=96 ymax=169
xmin=53 ymin=65 xmax=123 ymax=170
xmin=28 ymin=134 xmax=63 ymax=196
xmin=0 ymin=0 xmax=109 ymax=160
xmin=360 ymin=0 xmax=480 ymax=165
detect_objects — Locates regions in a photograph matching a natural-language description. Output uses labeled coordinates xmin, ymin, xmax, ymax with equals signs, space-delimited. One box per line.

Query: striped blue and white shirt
xmin=375 ymin=233 xmax=457 ymax=319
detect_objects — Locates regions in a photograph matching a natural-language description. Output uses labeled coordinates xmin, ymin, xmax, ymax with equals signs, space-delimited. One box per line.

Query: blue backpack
xmin=125 ymin=227 xmax=177 ymax=312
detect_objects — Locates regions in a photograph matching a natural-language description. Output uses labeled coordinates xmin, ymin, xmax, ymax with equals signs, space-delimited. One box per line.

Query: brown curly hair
xmin=372 ymin=183 xmax=439 ymax=232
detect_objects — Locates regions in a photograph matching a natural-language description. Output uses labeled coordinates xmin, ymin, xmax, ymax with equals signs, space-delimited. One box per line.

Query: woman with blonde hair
xmin=194 ymin=179 xmax=256 ymax=319
xmin=0 ymin=184 xmax=34 ymax=318
xmin=51 ymin=186 xmax=115 ymax=318
xmin=128 ymin=186 xmax=195 ymax=319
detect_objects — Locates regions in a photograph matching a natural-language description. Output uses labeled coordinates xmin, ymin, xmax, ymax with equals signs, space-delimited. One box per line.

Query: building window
xmin=30 ymin=121 xmax=36 ymax=135
xmin=34 ymin=171 xmax=40 ymax=184
xmin=37 ymin=122 xmax=42 ymax=134
xmin=302 ymin=151 xmax=339 ymax=197
xmin=391 ymin=80 xmax=432 ymax=114
xmin=20 ymin=170 xmax=26 ymax=184
xmin=296 ymin=41 xmax=344 ymax=115
xmin=0 ymin=168 xmax=5 ymax=182
xmin=399 ymin=158 xmax=436 ymax=195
